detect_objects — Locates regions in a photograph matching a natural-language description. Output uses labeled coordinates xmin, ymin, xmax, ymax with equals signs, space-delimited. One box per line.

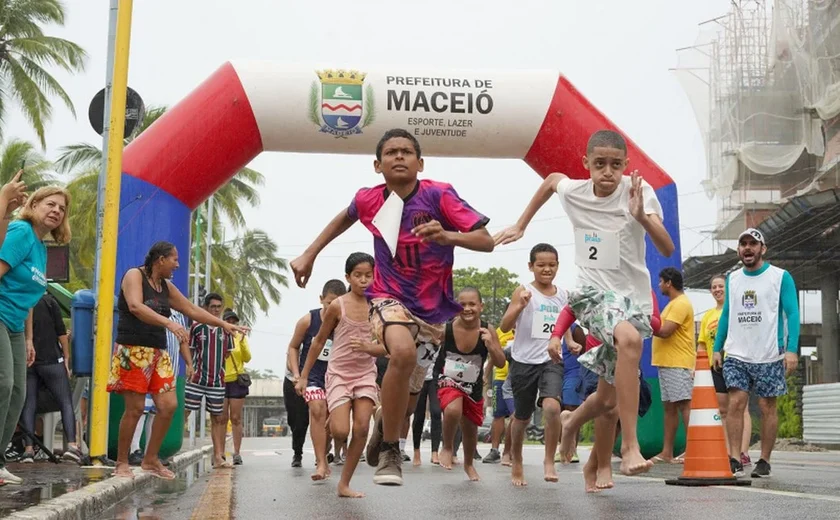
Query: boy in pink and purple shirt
xmin=291 ymin=128 xmax=494 ymax=486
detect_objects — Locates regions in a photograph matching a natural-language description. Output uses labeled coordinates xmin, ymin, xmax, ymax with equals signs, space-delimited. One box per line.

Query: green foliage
xmin=0 ymin=0 xmax=88 ymax=147
xmin=777 ymin=374 xmax=802 ymax=439
xmin=452 ymin=267 xmax=519 ymax=325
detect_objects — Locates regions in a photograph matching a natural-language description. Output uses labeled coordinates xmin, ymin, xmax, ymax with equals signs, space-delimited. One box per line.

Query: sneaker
xmin=19 ymin=451 xmax=35 ymax=464
xmin=334 ymin=454 xmax=346 ymax=466
xmin=473 ymin=450 xmax=482 ymax=461
xmin=751 ymin=458 xmax=771 ymax=478
xmin=233 ymin=454 xmax=243 ymax=466
xmin=327 ymin=453 xmax=335 ymax=464
xmin=365 ymin=407 xmax=383 ymax=467
xmin=4 ymin=446 xmax=21 ymax=463
xmin=729 ymin=456 xmax=745 ymax=478
xmin=373 ymin=442 xmax=403 ymax=486
xmin=0 ymin=468 xmax=23 ymax=485
xmin=740 ymin=452 xmax=752 ymax=467
xmin=291 ymin=453 xmax=303 ymax=468
xmin=482 ymin=448 xmax=501 ymax=464
xmin=62 ymin=446 xmax=83 ymax=464
xmin=128 ymin=449 xmax=144 ymax=466
xmin=401 ymin=450 xmax=411 ymax=462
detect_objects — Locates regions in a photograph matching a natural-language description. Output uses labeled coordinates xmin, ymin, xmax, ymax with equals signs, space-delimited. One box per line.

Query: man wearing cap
xmin=712 ymin=228 xmax=800 ymax=479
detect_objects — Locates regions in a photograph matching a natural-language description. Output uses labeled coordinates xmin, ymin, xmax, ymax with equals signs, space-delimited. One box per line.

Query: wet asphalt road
xmin=93 ymin=437 xmax=840 ymax=520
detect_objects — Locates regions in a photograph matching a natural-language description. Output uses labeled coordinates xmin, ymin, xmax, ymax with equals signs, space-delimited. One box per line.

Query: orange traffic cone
xmin=665 ymin=350 xmax=751 ymax=487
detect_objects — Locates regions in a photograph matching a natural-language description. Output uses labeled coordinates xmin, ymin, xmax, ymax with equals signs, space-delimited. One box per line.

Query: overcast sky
xmin=5 ymin=0 xmax=821 ymax=371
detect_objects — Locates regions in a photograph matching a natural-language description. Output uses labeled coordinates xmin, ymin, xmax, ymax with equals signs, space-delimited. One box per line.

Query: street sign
xmin=88 ymin=86 xmax=145 ymax=137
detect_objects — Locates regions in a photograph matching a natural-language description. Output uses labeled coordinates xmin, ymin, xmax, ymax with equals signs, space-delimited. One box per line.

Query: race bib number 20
xmin=575 ymin=229 xmax=620 ymax=270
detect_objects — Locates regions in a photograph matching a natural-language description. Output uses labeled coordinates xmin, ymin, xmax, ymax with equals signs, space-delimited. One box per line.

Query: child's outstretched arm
xmin=290 ymin=208 xmax=356 ymax=288
xmin=494 ymin=172 xmax=567 ymax=246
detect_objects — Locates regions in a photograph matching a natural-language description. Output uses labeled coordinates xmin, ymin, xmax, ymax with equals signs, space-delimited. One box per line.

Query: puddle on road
xmin=94 ymin=456 xmax=213 ymax=520
xmin=0 ymin=456 xmax=212 ymax=519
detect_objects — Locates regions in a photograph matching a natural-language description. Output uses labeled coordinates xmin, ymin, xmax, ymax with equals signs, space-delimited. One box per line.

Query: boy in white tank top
xmin=498 ymin=243 xmax=570 ymax=486
xmin=495 ymin=130 xmax=675 ymax=478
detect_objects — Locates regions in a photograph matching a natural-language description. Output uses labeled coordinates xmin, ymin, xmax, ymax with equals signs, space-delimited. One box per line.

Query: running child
xmin=288 ymin=279 xmax=347 ymax=480
xmin=498 ymin=243 xmax=570 ymax=486
xmin=291 ymin=128 xmax=494 ymax=486
xmin=482 ymin=328 xmax=515 ymax=465
xmin=435 ymin=287 xmax=505 ymax=480
xmin=495 ymin=129 xmax=675 ymax=477
xmin=298 ymin=253 xmax=378 ymax=498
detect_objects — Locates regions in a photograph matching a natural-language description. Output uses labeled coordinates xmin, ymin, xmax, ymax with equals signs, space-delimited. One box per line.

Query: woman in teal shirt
xmin=0 ymin=186 xmax=71 ymax=486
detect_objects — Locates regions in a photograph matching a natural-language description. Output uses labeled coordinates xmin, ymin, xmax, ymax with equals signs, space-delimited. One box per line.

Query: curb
xmin=6 ymin=444 xmax=214 ymax=520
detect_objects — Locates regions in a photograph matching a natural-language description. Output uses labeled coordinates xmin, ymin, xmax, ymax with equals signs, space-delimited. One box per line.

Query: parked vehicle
xmin=262 ymin=417 xmax=284 ymax=437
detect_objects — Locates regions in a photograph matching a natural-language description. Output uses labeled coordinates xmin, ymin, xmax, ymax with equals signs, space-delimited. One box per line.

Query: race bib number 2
xmin=575 ymin=229 xmax=620 ymax=270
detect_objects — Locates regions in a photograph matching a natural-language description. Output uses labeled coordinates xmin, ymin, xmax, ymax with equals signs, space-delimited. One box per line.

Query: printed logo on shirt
xmin=742 ymin=290 xmax=757 ymax=310
xmin=411 ymin=211 xmax=434 ymax=228
xmin=31 ymin=266 xmax=47 ymax=287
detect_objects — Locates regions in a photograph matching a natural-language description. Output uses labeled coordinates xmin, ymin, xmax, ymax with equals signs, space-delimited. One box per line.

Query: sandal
xmin=143 ymin=466 xmax=176 ymax=480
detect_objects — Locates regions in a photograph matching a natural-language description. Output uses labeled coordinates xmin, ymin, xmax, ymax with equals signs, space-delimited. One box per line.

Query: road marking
xmin=714 ymin=485 xmax=840 ymax=503
xmin=190 ymin=467 xmax=234 ymax=520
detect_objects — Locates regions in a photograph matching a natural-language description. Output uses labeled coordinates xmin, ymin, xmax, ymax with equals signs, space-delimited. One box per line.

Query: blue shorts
xmin=723 ymin=357 xmax=787 ymax=398
xmin=562 ymin=371 xmax=584 ymax=407
xmin=493 ymin=380 xmax=515 ymax=418
xmin=307 ymin=361 xmax=327 ymax=390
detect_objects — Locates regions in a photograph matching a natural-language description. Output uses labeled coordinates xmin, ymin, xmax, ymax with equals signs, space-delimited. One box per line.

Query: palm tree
xmin=0 ymin=0 xmax=87 ymax=148
xmin=209 ymin=230 xmax=288 ymax=326
xmin=0 ymin=136 xmax=52 ymax=189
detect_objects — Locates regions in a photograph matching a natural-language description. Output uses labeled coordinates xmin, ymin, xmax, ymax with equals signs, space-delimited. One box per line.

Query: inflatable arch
xmin=110 ymin=63 xmax=683 ymax=458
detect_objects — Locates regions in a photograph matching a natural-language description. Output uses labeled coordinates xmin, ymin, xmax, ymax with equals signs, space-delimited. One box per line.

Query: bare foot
xmin=114 ymin=462 xmax=134 ymax=479
xmin=452 ymin=456 xmax=461 ymax=466
xmin=439 ymin=448 xmax=453 ymax=470
xmin=431 ymin=452 xmax=440 ymax=465
xmin=543 ymin=460 xmax=559 ymax=483
xmin=619 ymin=448 xmax=653 ymax=476
xmin=596 ymin=465 xmax=614 ymax=490
xmin=413 ymin=450 xmax=422 ymax=467
xmin=501 ymin=453 xmax=512 ymax=467
xmin=511 ymin=460 xmax=527 ymax=487
xmin=311 ymin=462 xmax=329 ymax=481
xmin=464 ymin=464 xmax=481 ymax=482
xmin=337 ymin=483 xmax=365 ymax=498
xmin=557 ymin=411 xmax=577 ymax=464
xmin=582 ymin=457 xmax=598 ymax=493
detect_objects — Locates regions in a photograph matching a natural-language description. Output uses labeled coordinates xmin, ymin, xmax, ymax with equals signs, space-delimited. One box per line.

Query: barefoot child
xmin=436 ymin=288 xmax=505 ymax=480
xmin=498 ymin=243 xmax=571 ymax=486
xmin=291 ymin=128 xmax=494 ymax=486
xmin=288 ymin=279 xmax=347 ymax=480
xmin=298 ymin=253 xmax=378 ymax=498
xmin=495 ymin=129 xmax=675 ymax=477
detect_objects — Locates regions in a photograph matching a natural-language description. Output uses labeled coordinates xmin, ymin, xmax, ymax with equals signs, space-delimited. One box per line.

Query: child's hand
xmin=185 ymin=364 xmax=194 ymax=381
xmin=479 ymin=327 xmax=493 ymax=345
xmin=568 ymin=339 xmax=584 ymax=356
xmin=547 ymin=336 xmax=563 ymax=364
xmin=349 ymin=337 xmax=384 ymax=357
xmin=294 ymin=378 xmax=306 ymax=396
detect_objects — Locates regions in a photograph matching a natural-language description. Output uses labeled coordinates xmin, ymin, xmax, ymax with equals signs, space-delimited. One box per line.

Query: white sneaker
xmin=0 ymin=467 xmax=23 ymax=485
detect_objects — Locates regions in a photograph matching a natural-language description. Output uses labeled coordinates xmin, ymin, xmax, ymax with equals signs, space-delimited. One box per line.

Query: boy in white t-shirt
xmin=495 ymin=130 xmax=674 ymax=477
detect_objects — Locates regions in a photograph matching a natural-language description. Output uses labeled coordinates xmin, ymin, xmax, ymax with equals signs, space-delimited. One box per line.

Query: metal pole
xmin=189 ymin=204 xmax=202 ymax=447
xmin=199 ymin=196 xmax=214 ymax=441
xmin=90 ymin=0 xmax=134 ymax=463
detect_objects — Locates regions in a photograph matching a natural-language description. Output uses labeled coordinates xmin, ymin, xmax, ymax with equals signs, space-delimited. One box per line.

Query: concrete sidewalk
xmin=0 ymin=443 xmax=213 ymax=520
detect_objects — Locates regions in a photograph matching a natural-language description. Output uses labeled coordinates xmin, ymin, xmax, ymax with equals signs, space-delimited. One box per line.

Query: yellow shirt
xmin=494 ymin=328 xmax=514 ymax=381
xmin=698 ymin=307 xmax=723 ymax=367
xmin=225 ymin=334 xmax=252 ymax=383
xmin=652 ymin=294 xmax=696 ymax=370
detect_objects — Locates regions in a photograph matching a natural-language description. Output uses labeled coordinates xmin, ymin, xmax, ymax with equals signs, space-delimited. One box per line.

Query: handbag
xmin=230 ymin=342 xmax=252 ymax=387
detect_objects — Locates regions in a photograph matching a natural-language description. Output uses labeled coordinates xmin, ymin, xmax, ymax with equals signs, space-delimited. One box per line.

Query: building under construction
xmin=674 ymin=0 xmax=840 ymax=384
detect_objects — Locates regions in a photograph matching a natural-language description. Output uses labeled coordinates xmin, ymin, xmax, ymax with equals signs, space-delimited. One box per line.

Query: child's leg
xmin=541 ymin=397 xmax=561 ymax=482
xmin=594 ymin=407 xmax=617 ymax=490
xmin=501 ymin=418 xmax=513 ymax=466
xmin=559 ymin=379 xmax=616 ymax=462
xmin=613 ymin=321 xmax=651 ymax=475
xmin=460 ymin=415 xmax=480 ymax=481
xmin=439 ymin=394 xmax=462 ymax=470
xmin=338 ymin=398 xmax=374 ymax=498
xmin=308 ymin=399 xmax=330 ymax=481
xmin=329 ymin=401 xmax=352 ymax=468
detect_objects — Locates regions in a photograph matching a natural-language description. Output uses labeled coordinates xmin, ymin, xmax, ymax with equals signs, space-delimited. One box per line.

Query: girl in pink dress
xmin=300 ymin=252 xmax=377 ymax=498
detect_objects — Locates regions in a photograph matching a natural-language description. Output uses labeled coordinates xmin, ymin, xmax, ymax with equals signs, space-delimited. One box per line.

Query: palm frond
xmin=54 ymin=143 xmax=102 ymax=175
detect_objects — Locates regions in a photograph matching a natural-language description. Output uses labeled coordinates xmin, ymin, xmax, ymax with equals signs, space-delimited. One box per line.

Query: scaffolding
xmin=673 ymin=0 xmax=835 ymax=241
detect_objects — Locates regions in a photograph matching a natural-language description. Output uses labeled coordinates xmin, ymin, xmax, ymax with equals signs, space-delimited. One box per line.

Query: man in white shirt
xmin=495 ymin=130 xmax=674 ymax=479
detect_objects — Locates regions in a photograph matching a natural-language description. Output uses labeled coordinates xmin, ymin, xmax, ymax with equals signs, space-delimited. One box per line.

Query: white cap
xmin=738 ymin=228 xmax=765 ymax=245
